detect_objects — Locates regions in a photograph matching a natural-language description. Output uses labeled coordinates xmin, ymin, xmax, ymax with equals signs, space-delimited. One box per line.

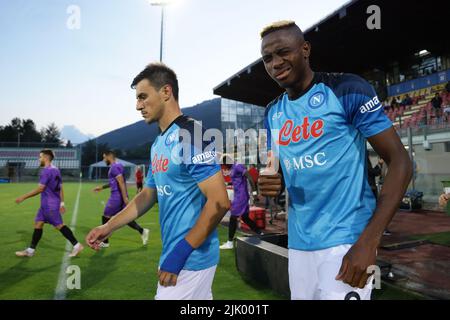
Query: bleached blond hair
xmin=260 ymin=20 xmax=299 ymax=39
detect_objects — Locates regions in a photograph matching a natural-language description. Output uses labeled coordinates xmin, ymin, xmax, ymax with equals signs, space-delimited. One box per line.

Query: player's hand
xmin=258 ymin=171 xmax=282 ymax=197
xmin=60 ymin=206 xmax=66 ymax=214
xmin=93 ymin=186 xmax=102 ymax=193
xmin=85 ymin=225 xmax=112 ymax=251
xmin=158 ymin=269 xmax=178 ymax=287
xmin=15 ymin=196 xmax=25 ymax=204
xmin=439 ymin=193 xmax=449 ymax=207
xmin=336 ymin=240 xmax=377 ymax=289
xmin=124 ymin=198 xmax=129 ymax=206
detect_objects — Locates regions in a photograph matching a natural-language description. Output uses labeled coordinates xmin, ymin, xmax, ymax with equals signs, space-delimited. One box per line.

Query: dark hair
xmin=40 ymin=149 xmax=55 ymax=161
xmin=103 ymin=150 xmax=116 ymax=157
xmin=130 ymin=63 xmax=179 ymax=101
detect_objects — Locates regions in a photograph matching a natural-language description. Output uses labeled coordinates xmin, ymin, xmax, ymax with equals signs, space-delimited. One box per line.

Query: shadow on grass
xmin=66 ymin=246 xmax=147 ymax=298
xmin=0 ymin=259 xmax=58 ymax=295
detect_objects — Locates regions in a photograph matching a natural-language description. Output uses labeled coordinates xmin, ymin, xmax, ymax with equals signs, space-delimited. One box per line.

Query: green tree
xmin=66 ymin=140 xmax=74 ymax=148
xmin=0 ymin=118 xmax=42 ymax=144
xmin=41 ymin=123 xmax=62 ymax=145
xmin=21 ymin=119 xmax=42 ymax=143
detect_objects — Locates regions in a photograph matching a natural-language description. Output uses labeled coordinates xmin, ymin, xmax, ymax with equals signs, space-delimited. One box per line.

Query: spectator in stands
xmin=431 ymin=93 xmax=443 ymax=119
xmin=401 ymin=94 xmax=413 ymax=107
xmin=443 ymin=102 xmax=450 ymax=122
xmin=445 ymin=81 xmax=450 ymax=94
xmin=390 ymin=96 xmax=399 ymax=110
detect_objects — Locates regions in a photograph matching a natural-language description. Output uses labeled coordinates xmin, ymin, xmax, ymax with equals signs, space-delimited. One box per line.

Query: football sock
xmin=30 ymin=228 xmax=43 ymax=249
xmin=228 ymin=216 xmax=238 ymax=241
xmin=59 ymin=225 xmax=78 ymax=246
xmin=101 ymin=216 xmax=110 ymax=243
xmin=127 ymin=221 xmax=144 ymax=234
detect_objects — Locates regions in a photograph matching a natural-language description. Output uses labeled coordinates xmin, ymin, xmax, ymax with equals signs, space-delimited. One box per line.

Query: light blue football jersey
xmin=145 ymin=115 xmax=221 ymax=270
xmin=264 ymin=73 xmax=392 ymax=251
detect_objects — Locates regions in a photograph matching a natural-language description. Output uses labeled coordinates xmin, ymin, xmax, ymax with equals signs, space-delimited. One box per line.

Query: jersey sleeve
xmin=337 ymin=74 xmax=392 ymax=138
xmin=111 ymin=164 xmax=123 ymax=178
xmin=39 ymin=169 xmax=49 ymax=186
xmin=181 ymin=122 xmax=221 ymax=184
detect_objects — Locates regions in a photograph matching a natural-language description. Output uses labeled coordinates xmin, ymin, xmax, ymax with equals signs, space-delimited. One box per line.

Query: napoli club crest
xmin=308 ymin=92 xmax=325 ymax=109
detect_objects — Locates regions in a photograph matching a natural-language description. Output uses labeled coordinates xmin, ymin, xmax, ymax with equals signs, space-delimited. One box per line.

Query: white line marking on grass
xmin=54 ymin=181 xmax=82 ymax=300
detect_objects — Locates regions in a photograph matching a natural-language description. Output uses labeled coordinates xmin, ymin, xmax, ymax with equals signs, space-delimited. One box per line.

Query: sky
xmin=0 ymin=0 xmax=349 ymax=137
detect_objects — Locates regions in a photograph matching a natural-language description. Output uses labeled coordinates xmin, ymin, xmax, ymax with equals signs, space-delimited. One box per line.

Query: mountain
xmin=61 ymin=125 xmax=94 ymax=144
xmin=93 ymin=98 xmax=221 ymax=151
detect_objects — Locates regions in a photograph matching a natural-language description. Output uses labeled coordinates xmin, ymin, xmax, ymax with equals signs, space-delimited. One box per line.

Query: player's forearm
xmin=185 ymin=197 xmax=230 ymax=248
xmin=359 ymin=154 xmax=412 ymax=246
xmin=106 ymin=188 xmax=156 ymax=232
xmin=22 ymin=188 xmax=43 ymax=200
xmin=60 ymin=186 xmax=65 ymax=202
xmin=118 ymin=182 xmax=128 ymax=202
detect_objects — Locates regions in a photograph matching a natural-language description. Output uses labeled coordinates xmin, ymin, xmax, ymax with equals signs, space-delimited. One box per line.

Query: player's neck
xmin=44 ymin=161 xmax=51 ymax=168
xmin=286 ymin=68 xmax=315 ymax=100
xmin=158 ymin=104 xmax=182 ymax=133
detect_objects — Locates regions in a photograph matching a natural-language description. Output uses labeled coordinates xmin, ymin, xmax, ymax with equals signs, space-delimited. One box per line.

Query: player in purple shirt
xmin=220 ymin=154 xmax=263 ymax=250
xmin=15 ymin=149 xmax=84 ymax=257
xmin=93 ymin=150 xmax=149 ymax=248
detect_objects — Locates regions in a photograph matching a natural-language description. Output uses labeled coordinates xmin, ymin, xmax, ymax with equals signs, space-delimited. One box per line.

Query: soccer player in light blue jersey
xmin=86 ymin=63 xmax=230 ymax=300
xmin=258 ymin=21 xmax=412 ymax=300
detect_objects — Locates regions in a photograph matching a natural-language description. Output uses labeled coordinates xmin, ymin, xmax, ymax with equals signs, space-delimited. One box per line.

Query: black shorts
xmin=136 ymin=182 xmax=143 ymax=189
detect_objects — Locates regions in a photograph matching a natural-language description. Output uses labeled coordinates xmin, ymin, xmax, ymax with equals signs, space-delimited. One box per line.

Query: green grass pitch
xmin=0 ymin=182 xmax=419 ymax=300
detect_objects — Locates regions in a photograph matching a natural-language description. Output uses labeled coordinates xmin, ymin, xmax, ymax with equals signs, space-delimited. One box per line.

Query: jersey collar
xmin=159 ymin=114 xmax=185 ymax=136
xmin=287 ymin=72 xmax=319 ymax=101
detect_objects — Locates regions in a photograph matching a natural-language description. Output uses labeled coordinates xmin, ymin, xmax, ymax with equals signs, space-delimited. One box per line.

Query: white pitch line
xmin=54 ymin=181 xmax=82 ymax=300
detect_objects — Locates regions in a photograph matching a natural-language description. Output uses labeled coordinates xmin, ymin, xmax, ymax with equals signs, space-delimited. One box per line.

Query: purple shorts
xmin=35 ymin=207 xmax=63 ymax=227
xmin=104 ymin=198 xmax=126 ymax=217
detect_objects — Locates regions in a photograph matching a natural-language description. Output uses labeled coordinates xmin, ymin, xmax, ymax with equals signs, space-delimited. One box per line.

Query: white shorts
xmin=155 ymin=265 xmax=217 ymax=300
xmin=289 ymin=244 xmax=373 ymax=300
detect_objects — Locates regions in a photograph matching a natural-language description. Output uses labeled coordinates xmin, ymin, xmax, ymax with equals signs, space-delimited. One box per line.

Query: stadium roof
xmin=213 ymin=0 xmax=448 ymax=106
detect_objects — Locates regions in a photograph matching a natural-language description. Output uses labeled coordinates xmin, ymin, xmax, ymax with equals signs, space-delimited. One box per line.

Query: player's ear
xmin=302 ymin=41 xmax=311 ymax=59
xmin=160 ymin=84 xmax=172 ymax=102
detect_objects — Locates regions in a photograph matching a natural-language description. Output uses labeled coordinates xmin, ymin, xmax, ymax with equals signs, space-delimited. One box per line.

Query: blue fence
xmin=387 ymin=69 xmax=450 ymax=97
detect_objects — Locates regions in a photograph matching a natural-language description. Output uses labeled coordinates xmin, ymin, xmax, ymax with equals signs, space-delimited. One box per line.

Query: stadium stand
xmin=384 ymin=83 xmax=450 ymax=131
xmin=0 ymin=148 xmax=81 ymax=182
